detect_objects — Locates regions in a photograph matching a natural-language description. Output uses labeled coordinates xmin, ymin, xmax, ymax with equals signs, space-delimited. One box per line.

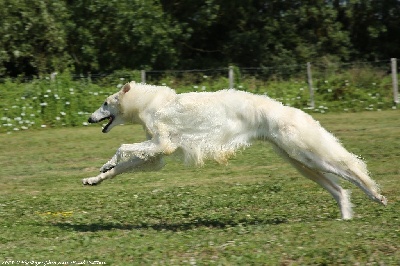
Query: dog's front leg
xmin=99 ymin=142 xmax=162 ymax=173
xmin=82 ymin=155 xmax=164 ymax=185
xmin=83 ymin=141 xmax=169 ymax=185
xmin=82 ymin=157 xmax=143 ymax=185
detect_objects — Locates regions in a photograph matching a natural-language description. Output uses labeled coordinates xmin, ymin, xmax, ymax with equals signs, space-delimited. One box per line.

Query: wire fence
xmin=1 ymin=59 xmax=399 ymax=133
xmin=68 ymin=59 xmax=398 ymax=108
xmin=41 ymin=58 xmax=399 ymax=112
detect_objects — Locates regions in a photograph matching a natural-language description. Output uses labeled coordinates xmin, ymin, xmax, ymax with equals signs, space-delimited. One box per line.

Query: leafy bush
xmin=0 ymin=72 xmax=115 ymax=133
xmin=0 ymin=66 xmax=396 ymax=133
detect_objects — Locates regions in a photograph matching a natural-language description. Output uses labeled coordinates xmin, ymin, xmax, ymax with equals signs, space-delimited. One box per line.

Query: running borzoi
xmin=83 ymin=81 xmax=387 ymax=219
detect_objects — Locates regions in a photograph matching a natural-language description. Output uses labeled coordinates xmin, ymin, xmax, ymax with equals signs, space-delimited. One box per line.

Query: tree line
xmin=1 ymin=0 xmax=399 ymax=78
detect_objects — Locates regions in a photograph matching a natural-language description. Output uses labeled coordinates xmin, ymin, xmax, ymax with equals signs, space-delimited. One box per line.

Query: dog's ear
xmin=122 ymin=83 xmax=131 ymax=94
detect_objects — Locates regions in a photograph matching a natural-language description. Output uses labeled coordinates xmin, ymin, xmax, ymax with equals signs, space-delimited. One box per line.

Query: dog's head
xmin=88 ymin=83 xmax=131 ymax=133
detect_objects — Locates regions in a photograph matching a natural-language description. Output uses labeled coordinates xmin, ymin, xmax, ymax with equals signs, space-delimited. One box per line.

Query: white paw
xmin=380 ymin=195 xmax=388 ymax=206
xmin=82 ymin=177 xmax=101 ymax=186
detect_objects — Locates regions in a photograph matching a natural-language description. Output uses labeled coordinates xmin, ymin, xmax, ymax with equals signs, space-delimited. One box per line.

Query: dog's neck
xmin=121 ymin=84 xmax=177 ymax=126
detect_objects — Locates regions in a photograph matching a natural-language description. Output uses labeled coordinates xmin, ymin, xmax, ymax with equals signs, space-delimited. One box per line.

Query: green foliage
xmin=67 ymin=0 xmax=183 ymax=73
xmin=0 ymin=72 xmax=114 ymax=132
xmin=0 ymin=0 xmax=71 ymax=76
xmin=1 ymin=0 xmax=400 ymax=77
xmin=0 ymin=111 xmax=399 ymax=264
xmin=0 ymin=64 xmax=396 ymax=133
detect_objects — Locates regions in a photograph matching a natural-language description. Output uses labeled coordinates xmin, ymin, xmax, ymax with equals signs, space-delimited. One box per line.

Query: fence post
xmin=229 ymin=66 xmax=234 ymax=88
xmin=391 ymin=58 xmax=399 ymax=106
xmin=141 ymin=70 xmax=146 ymax=84
xmin=50 ymin=72 xmax=57 ymax=82
xmin=87 ymin=72 xmax=91 ymax=83
xmin=307 ymin=62 xmax=315 ymax=108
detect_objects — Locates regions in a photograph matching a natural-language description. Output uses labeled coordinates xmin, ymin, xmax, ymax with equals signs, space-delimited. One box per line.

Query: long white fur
xmin=83 ymin=81 xmax=387 ymax=219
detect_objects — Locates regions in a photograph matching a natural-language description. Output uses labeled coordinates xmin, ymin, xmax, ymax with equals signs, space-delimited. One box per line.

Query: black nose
xmin=88 ymin=117 xmax=95 ymax=123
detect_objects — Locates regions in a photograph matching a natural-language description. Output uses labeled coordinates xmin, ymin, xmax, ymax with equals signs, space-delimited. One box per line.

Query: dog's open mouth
xmin=100 ymin=115 xmax=114 ymax=133
xmin=88 ymin=115 xmax=115 ymax=133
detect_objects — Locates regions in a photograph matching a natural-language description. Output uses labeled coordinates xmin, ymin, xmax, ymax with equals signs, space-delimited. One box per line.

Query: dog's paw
xmin=82 ymin=177 xmax=101 ymax=186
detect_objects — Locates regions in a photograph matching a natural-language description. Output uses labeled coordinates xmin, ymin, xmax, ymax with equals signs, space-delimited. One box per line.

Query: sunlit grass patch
xmin=0 ymin=103 xmax=398 ymax=264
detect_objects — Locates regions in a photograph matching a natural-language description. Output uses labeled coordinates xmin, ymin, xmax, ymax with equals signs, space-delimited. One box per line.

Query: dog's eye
xmin=104 ymin=102 xmax=108 ymax=106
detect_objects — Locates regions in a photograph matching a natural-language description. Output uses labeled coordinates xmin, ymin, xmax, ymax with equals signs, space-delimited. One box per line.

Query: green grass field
xmin=0 ymin=110 xmax=399 ymax=265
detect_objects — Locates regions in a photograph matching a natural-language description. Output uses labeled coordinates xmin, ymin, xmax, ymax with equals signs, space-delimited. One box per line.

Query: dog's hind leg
xmin=327 ymin=160 xmax=387 ymax=207
xmin=271 ymin=144 xmax=353 ymax=219
xmin=292 ymin=161 xmax=353 ymax=219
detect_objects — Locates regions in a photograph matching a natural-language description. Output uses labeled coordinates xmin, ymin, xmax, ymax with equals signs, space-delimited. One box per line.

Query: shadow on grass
xmin=53 ymin=217 xmax=288 ymax=232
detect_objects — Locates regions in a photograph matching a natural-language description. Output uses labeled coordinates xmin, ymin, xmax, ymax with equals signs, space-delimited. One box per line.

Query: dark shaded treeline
xmin=1 ymin=0 xmax=399 ymax=77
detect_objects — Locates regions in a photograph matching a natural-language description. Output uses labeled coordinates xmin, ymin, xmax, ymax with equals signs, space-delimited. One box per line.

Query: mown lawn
xmin=0 ymin=110 xmax=399 ymax=265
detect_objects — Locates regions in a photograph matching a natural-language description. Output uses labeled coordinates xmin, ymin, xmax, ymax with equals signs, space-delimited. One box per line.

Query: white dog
xmin=83 ymin=81 xmax=387 ymax=219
